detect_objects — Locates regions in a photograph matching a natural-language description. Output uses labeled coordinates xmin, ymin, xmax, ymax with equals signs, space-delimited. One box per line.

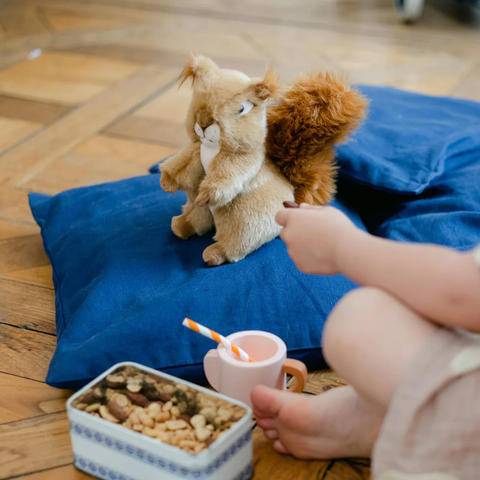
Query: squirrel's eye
xmin=239 ymin=101 xmax=254 ymax=117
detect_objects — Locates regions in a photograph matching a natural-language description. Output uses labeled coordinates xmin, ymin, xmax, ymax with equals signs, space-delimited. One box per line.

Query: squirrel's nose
xmin=196 ymin=110 xmax=214 ymax=130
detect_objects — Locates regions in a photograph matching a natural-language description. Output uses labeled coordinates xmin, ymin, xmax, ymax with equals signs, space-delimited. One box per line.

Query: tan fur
xmin=160 ymin=56 xmax=366 ymax=265
xmin=267 ymin=72 xmax=368 ymax=205
xmin=160 ymin=55 xmax=294 ymax=265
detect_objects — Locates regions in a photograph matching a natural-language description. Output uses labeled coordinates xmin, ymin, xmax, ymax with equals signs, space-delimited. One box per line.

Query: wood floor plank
xmin=0 ymin=234 xmax=50 ymax=274
xmin=3 ymin=264 xmax=54 ymax=289
xmin=0 ymin=324 xmax=56 ymax=381
xmin=0 ymin=218 xmax=38 ymax=240
xmin=0 ymin=64 xmax=178 ymax=186
xmin=0 ymin=116 xmax=41 ymax=153
xmin=0 ymin=5 xmax=50 ymax=40
xmin=0 ymin=51 xmax=142 ymax=105
xmin=25 ymin=133 xmax=176 ymax=194
xmin=0 ymin=278 xmax=55 ymax=334
xmin=0 ymin=96 xmax=71 ymax=124
xmin=0 ymin=372 xmax=70 ymax=424
xmin=252 ymin=428 xmax=331 ymax=479
xmin=321 ymin=459 xmax=371 ymax=480
xmin=106 ymin=115 xmax=188 ymax=147
xmin=451 ymin=61 xmax=480 ymax=102
xmin=304 ymin=370 xmax=348 ymax=395
xmin=0 ymin=412 xmax=72 ymax=479
xmin=14 ymin=464 xmax=89 ymax=479
xmin=0 ymin=188 xmax=37 ymax=224
xmin=42 ymin=6 xmax=138 ymax=32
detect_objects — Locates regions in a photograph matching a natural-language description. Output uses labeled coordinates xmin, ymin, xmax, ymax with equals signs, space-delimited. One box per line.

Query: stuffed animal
xmin=160 ymin=55 xmax=367 ymax=266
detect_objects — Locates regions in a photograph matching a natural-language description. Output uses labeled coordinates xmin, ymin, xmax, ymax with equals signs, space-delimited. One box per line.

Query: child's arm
xmin=338 ymin=232 xmax=480 ymax=331
xmin=276 ymin=205 xmax=480 ymax=332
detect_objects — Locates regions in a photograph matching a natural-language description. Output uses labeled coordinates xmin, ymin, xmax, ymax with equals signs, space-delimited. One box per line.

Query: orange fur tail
xmin=266 ymin=73 xmax=368 ymax=205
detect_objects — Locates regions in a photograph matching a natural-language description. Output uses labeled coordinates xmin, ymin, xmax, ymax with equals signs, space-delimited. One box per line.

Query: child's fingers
xmin=299 ymin=203 xmax=324 ymax=210
xmin=275 ymin=209 xmax=291 ymax=227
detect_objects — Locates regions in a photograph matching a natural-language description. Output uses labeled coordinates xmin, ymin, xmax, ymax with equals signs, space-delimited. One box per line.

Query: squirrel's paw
xmin=195 ymin=184 xmax=214 ymax=207
xmin=160 ymin=170 xmax=179 ymax=193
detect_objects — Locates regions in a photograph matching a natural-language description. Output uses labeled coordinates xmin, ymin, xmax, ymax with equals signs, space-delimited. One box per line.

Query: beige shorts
xmin=373 ymin=327 xmax=480 ymax=480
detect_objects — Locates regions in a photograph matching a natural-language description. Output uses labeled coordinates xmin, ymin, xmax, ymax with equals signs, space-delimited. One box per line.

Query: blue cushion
xmin=336 ymin=86 xmax=480 ymax=195
xmin=338 ymin=148 xmax=480 ymax=251
xmin=30 ymin=175 xmax=364 ymax=389
xmin=31 ymin=86 xmax=480 ymax=390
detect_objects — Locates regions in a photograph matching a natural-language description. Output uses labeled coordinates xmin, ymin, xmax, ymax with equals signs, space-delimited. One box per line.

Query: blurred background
xmin=0 ymin=0 xmax=479 ymax=191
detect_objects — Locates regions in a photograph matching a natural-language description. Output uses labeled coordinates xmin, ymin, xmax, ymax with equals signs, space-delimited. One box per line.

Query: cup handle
xmin=204 ymin=349 xmax=220 ymax=391
xmin=283 ymin=359 xmax=307 ymax=393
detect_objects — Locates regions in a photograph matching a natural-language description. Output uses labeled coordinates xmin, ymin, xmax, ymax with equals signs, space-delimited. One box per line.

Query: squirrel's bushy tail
xmin=266 ymin=73 xmax=368 ymax=205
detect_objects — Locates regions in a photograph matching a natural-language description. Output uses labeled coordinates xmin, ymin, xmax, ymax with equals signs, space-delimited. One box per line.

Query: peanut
xmin=139 ymin=413 xmax=155 ymax=428
xmin=111 ymin=393 xmax=129 ymax=408
xmin=179 ymin=440 xmax=197 ymax=449
xmin=154 ymin=411 xmax=170 ymax=422
xmin=191 ymin=414 xmax=206 ymax=429
xmin=85 ymin=403 xmax=101 ymax=413
xmin=217 ymin=408 xmax=233 ymax=423
xmin=199 ymin=407 xmax=216 ymax=423
xmin=127 ymin=383 xmax=142 ymax=393
xmin=143 ymin=427 xmax=158 ymax=438
xmin=195 ymin=427 xmax=211 ymax=442
xmin=156 ymin=430 xmax=170 ymax=443
xmin=99 ymin=405 xmax=119 ymax=423
xmin=165 ymin=420 xmax=189 ymax=431
xmin=162 ymin=401 xmax=173 ymax=412
xmin=147 ymin=402 xmax=162 ymax=417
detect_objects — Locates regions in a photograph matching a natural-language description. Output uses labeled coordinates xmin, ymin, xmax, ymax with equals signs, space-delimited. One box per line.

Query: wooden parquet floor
xmin=0 ymin=0 xmax=479 ymax=478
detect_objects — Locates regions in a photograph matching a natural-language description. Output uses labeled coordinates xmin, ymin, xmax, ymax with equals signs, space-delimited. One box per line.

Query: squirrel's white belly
xmin=200 ymin=142 xmax=220 ymax=174
xmin=200 ymin=143 xmax=220 ymax=214
xmin=197 ymin=122 xmax=221 ymax=214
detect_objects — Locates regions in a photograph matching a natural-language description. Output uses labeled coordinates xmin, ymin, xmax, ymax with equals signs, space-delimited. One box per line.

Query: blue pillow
xmin=30 ymin=175 xmax=365 ymax=389
xmin=337 ymin=148 xmax=480 ymax=251
xmin=336 ymin=86 xmax=480 ymax=195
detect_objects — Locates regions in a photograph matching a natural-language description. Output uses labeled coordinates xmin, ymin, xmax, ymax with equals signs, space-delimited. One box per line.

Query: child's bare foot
xmin=251 ymin=385 xmax=382 ymax=459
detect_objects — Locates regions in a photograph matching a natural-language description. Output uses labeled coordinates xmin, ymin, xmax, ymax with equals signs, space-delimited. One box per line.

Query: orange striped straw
xmin=182 ymin=318 xmax=255 ymax=363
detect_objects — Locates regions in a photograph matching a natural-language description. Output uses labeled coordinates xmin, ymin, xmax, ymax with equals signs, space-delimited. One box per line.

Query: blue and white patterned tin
xmin=67 ymin=362 xmax=253 ymax=480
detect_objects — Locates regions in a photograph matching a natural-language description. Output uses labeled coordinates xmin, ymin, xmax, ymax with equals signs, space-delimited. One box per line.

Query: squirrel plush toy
xmin=160 ymin=55 xmax=367 ymax=266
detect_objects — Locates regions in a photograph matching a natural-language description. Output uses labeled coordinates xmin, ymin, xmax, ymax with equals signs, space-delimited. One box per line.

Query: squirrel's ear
xmin=178 ymin=54 xmax=218 ymax=88
xmin=248 ymin=65 xmax=281 ymax=102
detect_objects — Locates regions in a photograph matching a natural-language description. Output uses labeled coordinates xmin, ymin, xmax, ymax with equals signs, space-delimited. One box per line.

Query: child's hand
xmin=275 ymin=205 xmax=360 ymax=275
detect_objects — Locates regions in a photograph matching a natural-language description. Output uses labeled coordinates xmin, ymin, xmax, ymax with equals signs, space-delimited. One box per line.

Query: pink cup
xmin=203 ymin=331 xmax=308 ymax=407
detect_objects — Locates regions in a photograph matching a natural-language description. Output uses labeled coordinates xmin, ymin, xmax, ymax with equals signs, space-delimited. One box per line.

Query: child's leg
xmin=251 ymin=287 xmax=439 ymax=459
xmin=323 ymin=287 xmax=439 ymax=414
